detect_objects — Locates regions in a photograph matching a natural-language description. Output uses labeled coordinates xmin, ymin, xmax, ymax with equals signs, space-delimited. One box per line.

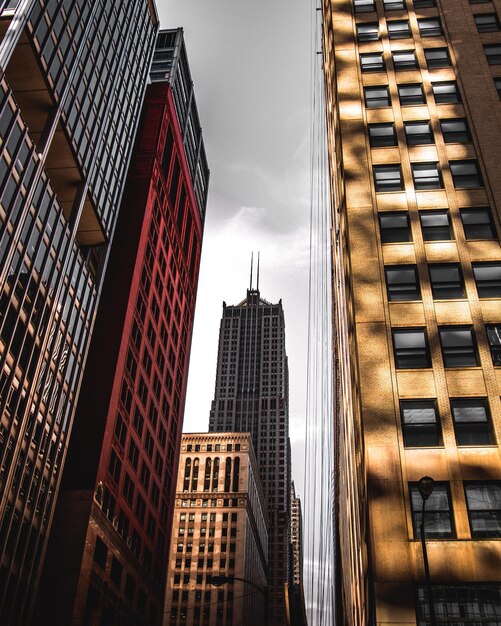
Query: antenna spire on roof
xmin=257 ymin=252 xmax=260 ymax=291
xmin=249 ymin=252 xmax=254 ymax=290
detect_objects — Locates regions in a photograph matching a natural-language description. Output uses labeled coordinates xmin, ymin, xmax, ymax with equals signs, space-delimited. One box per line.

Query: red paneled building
xmin=35 ymin=29 xmax=209 ymax=626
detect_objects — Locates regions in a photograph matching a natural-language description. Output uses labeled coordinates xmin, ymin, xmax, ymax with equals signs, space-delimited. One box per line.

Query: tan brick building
xmin=164 ymin=433 xmax=268 ymax=626
xmin=322 ymin=0 xmax=501 ymax=623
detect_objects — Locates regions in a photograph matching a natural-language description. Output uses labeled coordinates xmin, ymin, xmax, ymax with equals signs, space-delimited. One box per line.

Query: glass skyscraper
xmin=0 ymin=2 xmax=158 ymax=623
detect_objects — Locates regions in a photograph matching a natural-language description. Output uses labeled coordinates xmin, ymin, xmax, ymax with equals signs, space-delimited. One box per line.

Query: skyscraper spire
xmin=249 ymin=251 xmax=254 ymax=290
xmin=257 ymin=251 xmax=260 ymax=291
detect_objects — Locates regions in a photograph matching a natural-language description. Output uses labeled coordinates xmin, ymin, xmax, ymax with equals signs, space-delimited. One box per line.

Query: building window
xmin=432 ymin=81 xmax=461 ymax=103
xmin=360 ymin=52 xmax=385 ymax=72
xmin=465 ymin=483 xmax=501 ymax=537
xmin=411 ymin=162 xmax=442 ymax=190
xmin=93 ymin=537 xmax=108 ymax=570
xmin=373 ymin=164 xmax=404 ymax=191
xmin=368 ymin=123 xmax=397 ymax=147
xmin=392 ymin=328 xmax=431 ymax=368
xmin=424 ymin=48 xmax=451 ymax=69
xmin=383 ymin=0 xmax=406 ymax=10
xmin=439 ymin=326 xmax=478 ymax=367
xmin=460 ymin=208 xmax=497 ymax=240
xmin=420 ymin=210 xmax=453 ymax=241
xmin=451 ymin=398 xmax=494 ymax=445
xmin=473 ymin=263 xmax=501 ymax=298
xmin=450 ymin=160 xmax=483 ymax=188
xmin=387 ymin=20 xmax=411 ymax=39
xmin=486 ymin=324 xmax=501 ymax=365
xmin=495 ymin=77 xmax=501 ymax=99
xmin=379 ymin=212 xmax=411 ymax=242
xmin=429 ymin=264 xmax=465 ymax=299
xmin=410 ymin=482 xmax=454 ymax=538
xmin=416 ymin=585 xmax=501 ymax=626
xmin=393 ymin=50 xmax=418 ymax=70
xmin=484 ymin=43 xmax=501 ymax=64
xmin=354 ymin=0 xmax=376 ymax=12
xmin=364 ymin=85 xmax=390 ymax=108
xmin=414 ymin=0 xmax=436 ymax=6
xmin=418 ymin=18 xmax=443 ymax=37
xmin=385 ymin=265 xmax=421 ymax=301
xmin=398 ymin=83 xmax=425 ymax=105
xmin=404 ymin=121 xmax=434 ymax=145
xmin=110 ymin=557 xmax=123 ymax=587
xmin=440 ymin=119 xmax=471 ymax=143
xmin=474 ymin=13 xmax=500 ymax=32
xmin=401 ymin=400 xmax=441 ymax=447
xmin=357 ymin=22 xmax=379 ymax=40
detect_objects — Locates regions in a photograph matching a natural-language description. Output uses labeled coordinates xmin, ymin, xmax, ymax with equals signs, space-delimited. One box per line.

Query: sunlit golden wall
xmin=323 ymin=0 xmax=501 ymax=622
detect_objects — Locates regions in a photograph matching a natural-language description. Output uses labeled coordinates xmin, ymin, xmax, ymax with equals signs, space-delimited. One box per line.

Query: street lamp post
xmin=418 ymin=476 xmax=437 ymax=626
xmin=209 ymin=574 xmax=266 ymax=596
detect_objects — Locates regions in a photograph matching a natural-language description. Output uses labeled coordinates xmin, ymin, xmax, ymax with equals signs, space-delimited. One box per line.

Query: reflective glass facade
xmin=34 ymin=29 xmax=207 ymax=626
xmin=0 ymin=2 xmax=157 ymax=624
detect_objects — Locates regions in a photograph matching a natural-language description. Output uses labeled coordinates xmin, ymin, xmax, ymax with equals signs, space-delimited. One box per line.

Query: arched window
xmin=192 ymin=458 xmax=199 ymax=491
xmin=204 ymin=458 xmax=212 ymax=491
xmin=183 ymin=458 xmax=191 ymax=491
xmin=232 ymin=456 xmax=240 ymax=492
xmin=224 ymin=457 xmax=232 ymax=492
xmin=212 ymin=458 xmax=220 ymax=491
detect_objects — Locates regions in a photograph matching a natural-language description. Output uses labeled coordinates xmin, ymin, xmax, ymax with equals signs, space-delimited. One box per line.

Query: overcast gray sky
xmin=159 ymin=1 xmax=312 ymax=493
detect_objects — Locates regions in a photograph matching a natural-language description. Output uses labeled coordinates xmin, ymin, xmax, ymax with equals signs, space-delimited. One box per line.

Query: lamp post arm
xmin=231 ymin=576 xmax=266 ymax=596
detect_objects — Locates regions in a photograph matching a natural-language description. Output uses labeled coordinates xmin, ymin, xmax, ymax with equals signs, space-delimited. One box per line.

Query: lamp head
xmin=418 ymin=476 xmax=435 ymax=500
xmin=209 ymin=575 xmax=230 ymax=587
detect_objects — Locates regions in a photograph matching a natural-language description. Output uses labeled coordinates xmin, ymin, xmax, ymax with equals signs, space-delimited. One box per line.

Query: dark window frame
xmin=486 ymin=324 xmax=501 ymax=365
xmin=410 ymin=482 xmax=455 ymax=539
xmin=373 ymin=164 xmax=404 ymax=191
xmin=411 ymin=162 xmax=442 ymax=190
xmin=398 ymin=82 xmax=425 ymax=105
xmin=451 ymin=398 xmax=494 ymax=446
xmin=450 ymin=160 xmax=483 ymax=189
xmin=383 ymin=0 xmax=407 ymax=10
xmin=418 ymin=17 xmax=443 ymax=37
xmin=354 ymin=0 xmax=376 ymax=13
xmin=385 ymin=265 xmax=421 ymax=301
xmin=392 ymin=328 xmax=431 ymax=369
xmin=484 ymin=43 xmax=501 ymax=64
xmin=357 ymin=21 xmax=380 ymax=41
xmin=401 ymin=399 xmax=442 ymax=447
xmin=393 ymin=49 xmax=419 ymax=70
xmin=440 ymin=118 xmax=471 ymax=143
xmin=472 ymin=263 xmax=501 ymax=298
xmin=364 ymin=85 xmax=391 ymax=108
xmin=474 ymin=13 xmax=500 ymax=32
xmin=424 ymin=47 xmax=452 ymax=69
xmin=404 ymin=120 xmax=434 ymax=145
xmin=387 ymin=19 xmax=412 ymax=39
xmin=368 ymin=122 xmax=398 ymax=147
xmin=465 ymin=482 xmax=501 ymax=538
xmin=419 ymin=210 xmax=453 ymax=241
xmin=432 ymin=81 xmax=461 ymax=104
xmin=429 ymin=263 xmax=465 ymax=299
xmin=360 ymin=51 xmax=386 ymax=72
xmin=439 ymin=326 xmax=479 ymax=368
xmin=460 ymin=207 xmax=497 ymax=240
xmin=379 ymin=211 xmax=411 ymax=242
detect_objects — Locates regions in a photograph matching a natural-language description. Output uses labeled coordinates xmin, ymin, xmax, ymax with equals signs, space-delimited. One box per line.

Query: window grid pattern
xmin=0 ymin=2 xmax=157 ymax=622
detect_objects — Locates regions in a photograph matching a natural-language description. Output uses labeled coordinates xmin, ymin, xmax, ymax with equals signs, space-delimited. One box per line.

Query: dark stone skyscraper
xmin=0 ymin=2 xmax=157 ymax=624
xmin=209 ymin=284 xmax=291 ymax=626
